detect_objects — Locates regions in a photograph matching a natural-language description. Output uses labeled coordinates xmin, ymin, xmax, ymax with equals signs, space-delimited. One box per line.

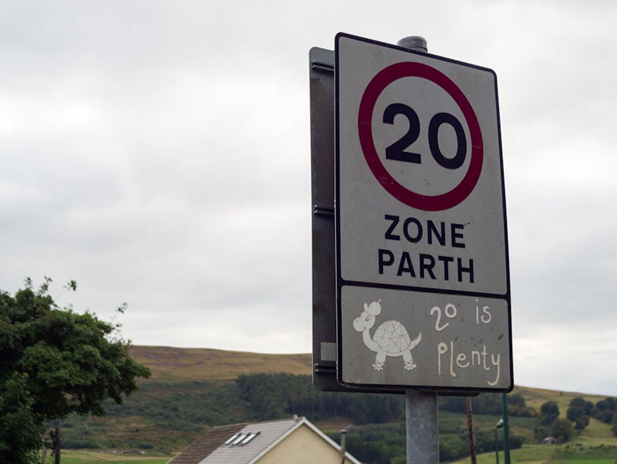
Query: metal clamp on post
xmin=313 ymin=205 xmax=334 ymax=217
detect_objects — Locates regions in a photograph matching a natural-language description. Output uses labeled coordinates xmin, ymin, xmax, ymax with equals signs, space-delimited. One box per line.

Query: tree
xmin=439 ymin=435 xmax=467 ymax=462
xmin=0 ymin=278 xmax=151 ymax=463
xmin=595 ymin=409 xmax=615 ymax=424
xmin=550 ymin=418 xmax=574 ymax=443
xmin=540 ymin=401 xmax=560 ymax=426
xmin=593 ymin=397 xmax=616 ymax=424
xmin=574 ymin=414 xmax=590 ymax=430
xmin=566 ymin=397 xmax=593 ymax=430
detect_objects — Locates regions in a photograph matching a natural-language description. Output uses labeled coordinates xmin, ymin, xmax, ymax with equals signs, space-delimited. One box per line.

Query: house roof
xmin=168 ymin=416 xmax=361 ymax=464
xmin=201 ymin=417 xmax=301 ymax=464
xmin=168 ymin=423 xmax=247 ymax=464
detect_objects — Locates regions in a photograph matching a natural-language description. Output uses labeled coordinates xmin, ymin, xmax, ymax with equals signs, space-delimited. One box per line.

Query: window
xmin=224 ymin=431 xmax=261 ymax=446
xmin=240 ymin=432 xmax=259 ymax=445
xmin=224 ymin=433 xmax=241 ymax=445
xmin=231 ymin=434 xmax=247 ymax=445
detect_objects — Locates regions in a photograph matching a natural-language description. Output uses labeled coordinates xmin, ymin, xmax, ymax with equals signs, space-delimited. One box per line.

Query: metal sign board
xmin=310 ymin=46 xmax=340 ymax=391
xmin=310 ymin=46 xmax=404 ymax=393
xmin=335 ymin=33 xmax=512 ymax=392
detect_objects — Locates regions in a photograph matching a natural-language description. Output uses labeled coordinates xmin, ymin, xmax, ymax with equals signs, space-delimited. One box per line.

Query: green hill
xmin=128 ymin=345 xmax=311 ymax=380
xmin=57 ymin=346 xmax=617 ymax=463
xmin=515 ymin=384 xmax=606 ymax=414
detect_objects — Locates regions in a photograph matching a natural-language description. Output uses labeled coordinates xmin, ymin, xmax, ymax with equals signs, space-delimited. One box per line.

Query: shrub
xmin=551 ymin=418 xmax=574 ymax=443
xmin=540 ymin=401 xmax=559 ymax=426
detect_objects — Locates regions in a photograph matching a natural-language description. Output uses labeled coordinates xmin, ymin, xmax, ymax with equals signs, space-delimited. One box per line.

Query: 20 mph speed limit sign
xmin=334 ymin=33 xmax=511 ymax=392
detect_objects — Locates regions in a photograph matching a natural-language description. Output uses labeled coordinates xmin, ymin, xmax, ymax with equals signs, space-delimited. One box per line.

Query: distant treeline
xmin=61 ymin=373 xmax=531 ymax=459
xmin=237 ymin=373 xmax=534 ymax=424
xmin=237 ymin=373 xmax=402 ymax=423
xmin=440 ymin=391 xmax=533 ymax=417
xmin=325 ymin=422 xmax=524 ymax=464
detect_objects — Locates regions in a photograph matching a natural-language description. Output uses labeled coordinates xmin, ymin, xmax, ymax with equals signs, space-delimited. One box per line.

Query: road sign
xmin=310 ymin=46 xmax=406 ymax=394
xmin=335 ymin=33 xmax=511 ymax=392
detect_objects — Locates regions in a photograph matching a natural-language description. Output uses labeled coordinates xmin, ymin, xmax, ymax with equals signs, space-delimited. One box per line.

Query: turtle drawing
xmin=353 ymin=299 xmax=422 ymax=371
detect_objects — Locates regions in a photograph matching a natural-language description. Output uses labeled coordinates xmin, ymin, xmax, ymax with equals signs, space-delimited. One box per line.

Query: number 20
xmin=383 ymin=103 xmax=467 ymax=170
xmin=430 ymin=303 xmax=458 ymax=332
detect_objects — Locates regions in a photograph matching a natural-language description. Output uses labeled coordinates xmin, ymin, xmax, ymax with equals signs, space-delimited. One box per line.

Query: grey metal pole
xmin=399 ymin=35 xmax=434 ymax=464
xmin=397 ymin=36 xmax=428 ymax=53
xmin=406 ymin=390 xmax=439 ymax=463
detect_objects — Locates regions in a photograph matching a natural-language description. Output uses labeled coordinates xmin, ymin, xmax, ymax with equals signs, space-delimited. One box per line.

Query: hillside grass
xmin=439 ymin=411 xmax=538 ymax=438
xmin=576 ymin=418 xmax=617 ymax=446
xmin=452 ymin=445 xmax=555 ymax=464
xmin=453 ymin=443 xmax=617 ymax=464
xmin=51 ymin=450 xmax=170 ymax=463
xmin=451 ymin=432 xmax=617 ymax=464
xmin=513 ymin=386 xmax=606 ymax=418
xmin=511 ymin=384 xmax=617 ymax=451
xmin=129 ymin=345 xmax=311 ymax=380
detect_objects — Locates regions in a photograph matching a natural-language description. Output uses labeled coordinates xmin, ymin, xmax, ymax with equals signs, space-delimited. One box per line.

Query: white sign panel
xmin=339 ymin=288 xmax=511 ymax=390
xmin=335 ymin=33 xmax=511 ymax=392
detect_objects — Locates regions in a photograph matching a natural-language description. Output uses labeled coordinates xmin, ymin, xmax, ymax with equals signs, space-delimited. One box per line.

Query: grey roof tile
xmin=169 ymin=423 xmax=247 ymax=464
xmin=201 ymin=417 xmax=300 ymax=464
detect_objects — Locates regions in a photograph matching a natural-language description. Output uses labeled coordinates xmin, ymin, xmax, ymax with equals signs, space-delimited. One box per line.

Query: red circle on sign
xmin=358 ymin=62 xmax=483 ymax=211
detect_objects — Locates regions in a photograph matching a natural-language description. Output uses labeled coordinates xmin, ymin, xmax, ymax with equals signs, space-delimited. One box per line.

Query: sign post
xmin=311 ymin=32 xmax=512 ymax=462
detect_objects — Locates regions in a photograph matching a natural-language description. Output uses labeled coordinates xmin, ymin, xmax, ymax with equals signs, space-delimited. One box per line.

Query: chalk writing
xmin=431 ymin=300 xmax=501 ymax=386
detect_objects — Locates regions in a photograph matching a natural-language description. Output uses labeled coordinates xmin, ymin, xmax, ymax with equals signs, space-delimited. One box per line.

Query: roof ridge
xmin=241 ymin=416 xmax=302 ymax=426
xmin=211 ymin=422 xmax=249 ymax=430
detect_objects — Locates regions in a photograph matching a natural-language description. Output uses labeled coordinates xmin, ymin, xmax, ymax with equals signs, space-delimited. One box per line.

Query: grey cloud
xmin=1 ymin=0 xmax=617 ymax=395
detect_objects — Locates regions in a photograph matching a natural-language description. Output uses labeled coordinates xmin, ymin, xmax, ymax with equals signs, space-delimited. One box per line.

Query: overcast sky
xmin=1 ymin=0 xmax=617 ymax=397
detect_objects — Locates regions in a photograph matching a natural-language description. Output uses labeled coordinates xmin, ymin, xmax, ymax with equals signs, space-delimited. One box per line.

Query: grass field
xmin=453 ymin=443 xmax=617 ymax=464
xmin=555 ymin=461 xmax=614 ymax=464
xmin=56 ymin=450 xmax=171 ymax=464
xmin=513 ymin=386 xmax=607 ymax=416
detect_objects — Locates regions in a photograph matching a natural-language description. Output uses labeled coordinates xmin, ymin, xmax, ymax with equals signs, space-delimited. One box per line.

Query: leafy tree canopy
xmin=569 ymin=397 xmax=594 ymax=415
xmin=540 ymin=401 xmax=560 ymax=426
xmin=596 ymin=397 xmax=616 ymax=412
xmin=593 ymin=397 xmax=617 ymax=425
xmin=551 ymin=418 xmax=574 ymax=443
xmin=574 ymin=414 xmax=590 ymax=430
xmin=566 ymin=397 xmax=594 ymax=429
xmin=0 ymin=278 xmax=150 ymax=463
